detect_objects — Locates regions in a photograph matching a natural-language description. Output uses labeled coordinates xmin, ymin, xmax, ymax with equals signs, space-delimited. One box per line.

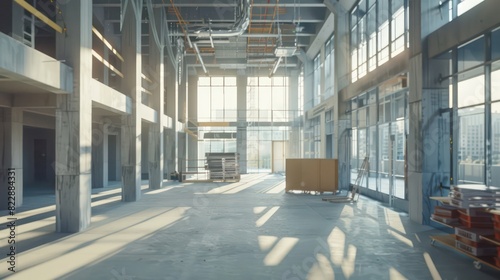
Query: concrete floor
xmin=1 ymin=174 xmax=500 ymax=280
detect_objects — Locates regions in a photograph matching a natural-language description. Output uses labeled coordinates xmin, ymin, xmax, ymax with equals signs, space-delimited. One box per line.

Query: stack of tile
xmin=492 ymin=212 xmax=500 ymax=267
xmin=449 ymin=185 xmax=500 ymax=257
xmin=431 ymin=205 xmax=459 ymax=225
xmin=450 ymin=184 xmax=500 ymax=209
xmin=454 ymin=227 xmax=496 ymax=256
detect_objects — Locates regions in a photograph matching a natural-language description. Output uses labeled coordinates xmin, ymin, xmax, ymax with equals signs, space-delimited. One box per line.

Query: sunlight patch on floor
xmin=145 ymin=187 xmax=176 ymax=195
xmin=0 ymin=205 xmax=55 ymax=225
xmin=340 ymin=205 xmax=354 ymax=217
xmin=256 ymin=206 xmax=279 ymax=227
xmin=266 ymin=182 xmax=285 ymax=194
xmin=90 ymin=196 xmax=121 ymax=207
xmin=263 ymin=237 xmax=299 ymax=266
xmin=258 ymin=235 xmax=278 ymax=251
xmin=341 ymin=245 xmax=357 ymax=279
xmin=306 ymin=253 xmax=335 ymax=280
xmin=328 ymin=227 xmax=346 ymax=266
xmin=0 ymin=207 xmax=189 ymax=279
xmin=253 ymin=207 xmax=267 ymax=215
xmin=224 ymin=180 xmax=263 ymax=194
xmin=423 ymin=252 xmax=442 ymax=280
xmin=384 ymin=208 xmax=406 ymax=234
xmin=389 ymin=267 xmax=408 ymax=280
xmin=387 ymin=229 xmax=413 ymax=248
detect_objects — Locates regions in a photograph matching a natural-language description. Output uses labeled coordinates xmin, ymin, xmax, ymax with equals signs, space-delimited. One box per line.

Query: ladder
xmin=349 ymin=156 xmax=369 ymax=202
xmin=322 ymin=156 xmax=369 ymax=203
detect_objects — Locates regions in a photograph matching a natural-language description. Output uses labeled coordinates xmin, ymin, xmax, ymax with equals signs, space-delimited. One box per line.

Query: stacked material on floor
xmin=431 ymin=205 xmax=459 ymax=225
xmin=454 ymin=227 xmax=496 ymax=256
xmin=205 ymin=153 xmax=240 ymax=181
xmin=448 ymin=185 xmax=500 ymax=257
xmin=450 ymin=184 xmax=500 ymax=208
xmin=492 ymin=212 xmax=500 ymax=266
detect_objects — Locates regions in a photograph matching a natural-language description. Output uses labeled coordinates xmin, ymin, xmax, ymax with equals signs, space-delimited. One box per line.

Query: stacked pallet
xmin=205 ymin=152 xmax=240 ymax=181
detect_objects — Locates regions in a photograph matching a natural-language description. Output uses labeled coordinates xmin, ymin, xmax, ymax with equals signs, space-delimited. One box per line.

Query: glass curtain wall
xmin=456 ymin=36 xmax=485 ymax=184
xmin=450 ymin=28 xmax=500 ymax=187
xmin=351 ymin=78 xmax=408 ymax=199
xmin=324 ymin=36 xmax=335 ymax=99
xmin=197 ymin=77 xmax=238 ymax=160
xmin=313 ymin=55 xmax=321 ymax=106
xmin=350 ymin=0 xmax=409 ymax=83
xmin=197 ymin=77 xmax=237 ymax=122
xmin=246 ymin=76 xmax=290 ymax=172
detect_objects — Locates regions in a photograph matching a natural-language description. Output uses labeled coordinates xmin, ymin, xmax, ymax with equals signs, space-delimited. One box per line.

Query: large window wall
xmin=246 ymin=76 xmax=292 ymax=172
xmin=350 ymin=76 xmax=408 ymax=199
xmin=247 ymin=76 xmax=289 ymax=122
xmin=304 ymin=116 xmax=321 ymax=158
xmin=350 ymin=0 xmax=409 ymax=82
xmin=195 ymin=75 xmax=300 ymax=173
xmin=441 ymin=0 xmax=485 ymax=21
xmin=448 ymin=27 xmax=500 ymax=187
xmin=324 ymin=36 xmax=335 ymax=99
xmin=313 ymin=55 xmax=321 ymax=106
xmin=197 ymin=77 xmax=237 ymax=122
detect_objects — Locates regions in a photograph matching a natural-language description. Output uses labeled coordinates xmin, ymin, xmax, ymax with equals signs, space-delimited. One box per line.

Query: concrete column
xmin=288 ymin=70 xmax=301 ymax=158
xmin=320 ymin=112 xmax=326 ymax=158
xmin=187 ymin=74 xmax=198 ymax=171
xmin=165 ymin=46 xmax=178 ymax=177
xmin=0 ymin=108 xmax=23 ymax=209
xmin=237 ymin=74 xmax=248 ymax=173
xmin=326 ymin=1 xmax=351 ymax=190
xmin=147 ymin=9 xmax=164 ymax=189
xmin=178 ymin=66 xmax=186 ymax=173
xmin=91 ymin=122 xmax=104 ymax=188
xmin=408 ymin=0 xmax=451 ymax=224
xmin=121 ymin=0 xmax=142 ymax=201
xmin=55 ymin=1 xmax=92 ymax=232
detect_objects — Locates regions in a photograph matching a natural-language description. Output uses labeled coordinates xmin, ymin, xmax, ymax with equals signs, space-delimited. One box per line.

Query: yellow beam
xmin=92 ymin=26 xmax=124 ymax=62
xmin=14 ymin=0 xmax=64 ymax=33
xmin=197 ymin=122 xmax=230 ymax=127
xmin=184 ymin=128 xmax=198 ymax=139
xmin=91 ymin=50 xmax=124 ymax=78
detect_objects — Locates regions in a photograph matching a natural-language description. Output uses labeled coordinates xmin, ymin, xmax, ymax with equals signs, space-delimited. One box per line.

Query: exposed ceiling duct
xmin=190 ymin=0 xmax=251 ymax=39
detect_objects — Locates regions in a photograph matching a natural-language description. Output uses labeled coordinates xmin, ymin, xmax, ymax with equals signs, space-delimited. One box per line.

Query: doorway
xmin=34 ymin=139 xmax=47 ymax=181
xmin=272 ymin=141 xmax=288 ymax=173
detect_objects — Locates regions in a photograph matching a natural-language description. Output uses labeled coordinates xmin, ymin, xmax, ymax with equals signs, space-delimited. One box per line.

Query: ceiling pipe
xmin=193 ymin=43 xmax=208 ymax=74
xmin=189 ymin=0 xmax=251 ymax=39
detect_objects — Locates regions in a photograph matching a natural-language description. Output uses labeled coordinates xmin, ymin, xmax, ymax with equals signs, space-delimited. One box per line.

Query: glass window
xmin=259 ymin=77 xmax=272 ymax=86
xmin=491 ymin=102 xmax=500 ymax=187
xmin=492 ymin=28 xmax=500 ymax=61
xmin=458 ymin=36 xmax=485 ymax=72
xmin=225 ymin=77 xmax=237 ymax=86
xmin=458 ymin=105 xmax=485 ymax=184
xmin=492 ymin=61 xmax=500 ymax=101
xmin=212 ymin=77 xmax=224 ymax=86
xmin=458 ymin=0 xmax=484 ymax=16
xmin=457 ymin=69 xmax=484 ymax=108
